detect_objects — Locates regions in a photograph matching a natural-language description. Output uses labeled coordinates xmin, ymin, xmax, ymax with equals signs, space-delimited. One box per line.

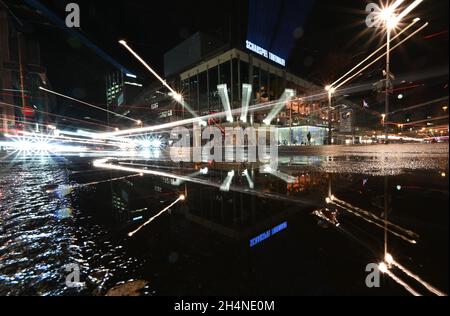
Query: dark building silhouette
xmin=0 ymin=2 xmax=52 ymax=135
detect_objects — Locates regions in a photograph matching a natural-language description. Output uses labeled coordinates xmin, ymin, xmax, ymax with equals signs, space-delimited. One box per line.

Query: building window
xmin=189 ymin=75 xmax=198 ymax=115
xmin=208 ymin=66 xmax=220 ymax=112
xmin=198 ymin=71 xmax=208 ymax=114
xmin=232 ymin=59 xmax=240 ymax=105
xmin=240 ymin=60 xmax=250 ymax=86
xmin=253 ymin=66 xmax=260 ymax=103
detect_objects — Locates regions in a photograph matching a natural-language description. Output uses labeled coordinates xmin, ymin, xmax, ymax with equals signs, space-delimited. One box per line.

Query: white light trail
xmin=45 ymin=174 xmax=142 ymax=194
xmin=384 ymin=268 xmax=422 ymax=296
xmin=334 ymin=22 xmax=429 ymax=90
xmin=119 ymin=40 xmax=177 ymax=98
xmin=96 ymin=97 xmax=297 ymax=138
xmin=330 ymin=18 xmax=420 ymax=88
xmin=262 ymin=165 xmax=296 ymax=184
xmin=3 ymin=133 xmax=89 ymax=155
xmin=220 ymin=170 xmax=235 ymax=192
xmin=217 ymin=84 xmax=234 ymax=123
xmin=172 ymin=167 xmax=208 ymax=186
xmin=375 ymin=135 xmax=423 ymax=142
xmin=128 ymin=195 xmax=185 ymax=237
xmin=76 ymin=174 xmax=143 ymax=188
xmin=119 ymin=40 xmax=203 ymax=123
xmin=397 ymin=0 xmax=424 ymax=23
xmin=17 ymin=130 xmax=127 ymax=148
xmin=92 ymin=159 xmax=318 ymax=207
xmin=240 ymin=84 xmax=252 ymax=123
xmin=242 ymin=169 xmax=254 ymax=189
xmin=38 ymin=86 xmax=140 ymax=124
xmin=331 ymin=197 xmax=418 ymax=244
xmin=124 ymin=81 xmax=143 ymax=87
xmin=389 ymin=257 xmax=447 ymax=296
xmin=391 ymin=0 xmax=407 ymax=11
xmin=263 ymin=89 xmax=295 ymax=125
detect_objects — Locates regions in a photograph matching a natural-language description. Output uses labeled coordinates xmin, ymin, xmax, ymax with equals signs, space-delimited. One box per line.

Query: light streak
xmin=241 ymin=84 xmax=252 ymax=123
xmin=262 ymin=165 xmax=296 ymax=184
xmin=384 ymin=269 xmax=422 ymax=296
xmin=119 ymin=40 xmax=176 ymax=97
xmin=331 ymin=197 xmax=418 ymax=244
xmin=124 ymin=81 xmax=143 ymax=87
xmin=220 ymin=170 xmax=235 ymax=192
xmin=118 ymin=40 xmax=203 ymax=124
xmin=389 ymin=97 xmax=449 ymax=115
xmin=3 ymin=133 xmax=89 ymax=155
xmin=0 ymin=100 xmax=116 ymax=130
xmin=38 ymin=86 xmax=140 ymax=123
xmin=75 ymin=174 xmax=142 ymax=188
xmin=45 ymin=174 xmax=142 ymax=195
xmin=330 ymin=18 xmax=420 ymax=88
xmin=263 ymin=89 xmax=296 ymax=125
xmin=396 ymin=0 xmax=424 ymax=23
xmin=375 ymin=135 xmax=424 ymax=142
xmin=6 ymin=131 xmax=133 ymax=151
xmin=128 ymin=196 xmax=184 ymax=237
xmin=242 ymin=169 xmax=254 ymax=189
xmin=391 ymin=0 xmax=407 ymax=11
xmin=92 ymin=159 xmax=320 ymax=208
xmin=217 ymin=84 xmax=234 ymax=122
xmin=399 ymin=115 xmax=449 ymax=127
xmin=334 ymin=22 xmax=429 ymax=90
xmin=389 ymin=257 xmax=447 ymax=296
xmin=96 ymin=95 xmax=303 ymax=138
xmin=333 ymin=196 xmax=419 ymax=239
xmin=171 ymin=168 xmax=208 ymax=187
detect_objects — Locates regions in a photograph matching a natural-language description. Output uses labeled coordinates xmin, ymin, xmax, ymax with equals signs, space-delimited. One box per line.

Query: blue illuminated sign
xmin=246 ymin=41 xmax=286 ymax=67
xmin=249 ymin=221 xmax=288 ymax=247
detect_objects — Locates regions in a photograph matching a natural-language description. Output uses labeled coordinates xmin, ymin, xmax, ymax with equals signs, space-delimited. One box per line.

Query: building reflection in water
xmin=107 ymin=161 xmax=332 ymax=246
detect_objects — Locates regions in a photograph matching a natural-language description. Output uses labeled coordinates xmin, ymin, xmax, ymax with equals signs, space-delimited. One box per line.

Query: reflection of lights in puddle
xmin=378 ymin=262 xmax=389 ymax=274
xmin=385 ymin=253 xmax=395 ymax=265
xmin=56 ymin=208 xmax=73 ymax=219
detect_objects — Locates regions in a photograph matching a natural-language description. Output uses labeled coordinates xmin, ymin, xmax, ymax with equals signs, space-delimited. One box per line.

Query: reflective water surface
xmin=0 ymin=144 xmax=448 ymax=296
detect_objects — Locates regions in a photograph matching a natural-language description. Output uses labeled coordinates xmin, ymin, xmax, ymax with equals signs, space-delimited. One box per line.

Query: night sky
xmin=3 ymin=0 xmax=449 ymax=122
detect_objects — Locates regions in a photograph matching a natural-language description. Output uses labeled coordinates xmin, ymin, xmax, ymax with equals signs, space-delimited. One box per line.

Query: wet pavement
xmin=0 ymin=143 xmax=448 ymax=296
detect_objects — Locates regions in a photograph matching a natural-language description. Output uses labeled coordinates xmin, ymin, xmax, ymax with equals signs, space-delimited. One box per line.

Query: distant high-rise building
xmin=106 ymin=71 xmax=142 ymax=107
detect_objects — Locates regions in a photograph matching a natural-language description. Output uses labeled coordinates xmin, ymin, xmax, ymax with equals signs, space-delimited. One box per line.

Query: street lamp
xmin=119 ymin=40 xmax=206 ymax=126
xmin=325 ymin=85 xmax=336 ymax=145
xmin=367 ymin=0 xmax=424 ymax=144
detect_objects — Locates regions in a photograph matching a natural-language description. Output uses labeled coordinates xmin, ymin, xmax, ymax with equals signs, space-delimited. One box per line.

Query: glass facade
xmin=278 ymin=126 xmax=328 ymax=146
xmin=177 ymin=48 xmax=319 ymax=126
xmin=126 ymin=47 xmax=333 ymax=145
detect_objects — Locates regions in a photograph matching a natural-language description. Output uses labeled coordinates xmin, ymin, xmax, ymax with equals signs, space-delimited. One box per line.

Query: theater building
xmin=127 ymin=32 xmax=341 ymax=145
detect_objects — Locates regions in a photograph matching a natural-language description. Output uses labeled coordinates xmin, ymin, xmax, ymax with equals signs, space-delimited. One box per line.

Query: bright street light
xmin=368 ymin=0 xmax=425 ymax=145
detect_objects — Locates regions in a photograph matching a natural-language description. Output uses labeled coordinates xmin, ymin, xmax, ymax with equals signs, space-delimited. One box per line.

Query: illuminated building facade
xmin=129 ymin=33 xmax=335 ymax=145
xmin=106 ymin=71 xmax=142 ymax=107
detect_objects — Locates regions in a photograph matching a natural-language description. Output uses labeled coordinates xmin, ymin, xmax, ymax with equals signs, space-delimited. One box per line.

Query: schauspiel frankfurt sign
xmin=246 ymin=40 xmax=286 ymax=67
